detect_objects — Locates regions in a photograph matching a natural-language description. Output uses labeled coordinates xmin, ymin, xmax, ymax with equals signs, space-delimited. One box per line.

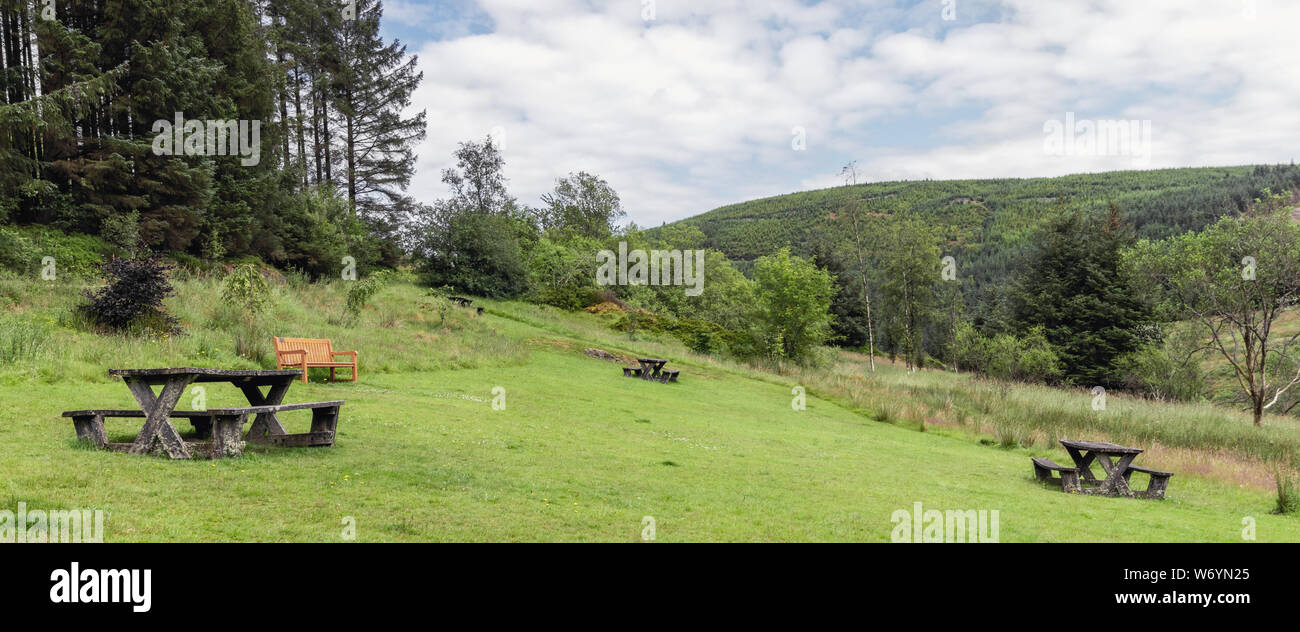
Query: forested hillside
xmin=662 ymin=165 xmax=1300 ymax=309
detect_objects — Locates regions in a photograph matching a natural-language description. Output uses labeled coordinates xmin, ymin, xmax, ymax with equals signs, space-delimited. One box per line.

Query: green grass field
xmin=2 ymin=276 xmax=1297 ymax=541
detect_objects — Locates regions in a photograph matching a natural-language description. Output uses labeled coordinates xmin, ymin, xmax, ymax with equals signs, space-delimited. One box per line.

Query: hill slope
xmin=659 ymin=165 xmax=1300 ymax=297
xmin=1 ymin=275 xmax=1295 ymax=541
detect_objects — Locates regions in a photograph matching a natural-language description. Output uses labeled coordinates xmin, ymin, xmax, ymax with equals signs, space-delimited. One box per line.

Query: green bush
xmin=222 ymin=264 xmax=272 ymax=317
xmin=346 ymin=275 xmax=386 ymax=315
xmin=1114 ymin=334 xmax=1206 ymax=402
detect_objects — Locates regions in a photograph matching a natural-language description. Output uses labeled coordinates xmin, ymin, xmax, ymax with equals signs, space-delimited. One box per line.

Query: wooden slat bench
xmin=274 ymin=337 xmax=358 ymax=383
xmin=1122 ymin=464 xmax=1174 ymax=500
xmin=62 ymin=401 xmax=344 ymax=458
xmin=1031 ymin=457 xmax=1081 ymax=493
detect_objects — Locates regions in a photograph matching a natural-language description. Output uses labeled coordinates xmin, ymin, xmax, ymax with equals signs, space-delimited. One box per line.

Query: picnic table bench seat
xmin=1123 ymin=464 xmax=1174 ymax=500
xmin=62 ymin=400 xmax=345 ymax=458
xmin=622 ymin=367 xmax=643 ymax=378
xmin=1031 ymin=457 xmax=1081 ymax=493
xmin=658 ymin=369 xmax=680 ymax=383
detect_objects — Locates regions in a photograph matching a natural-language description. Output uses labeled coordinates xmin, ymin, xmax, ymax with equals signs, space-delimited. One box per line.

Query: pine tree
xmin=332 ymin=0 xmax=426 ymax=220
xmin=1011 ymin=206 xmax=1154 ymax=386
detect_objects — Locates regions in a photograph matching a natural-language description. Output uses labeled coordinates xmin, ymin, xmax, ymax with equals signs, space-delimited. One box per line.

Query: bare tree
xmin=842 ymin=201 xmax=877 ymax=372
xmin=839 ymin=160 xmax=859 ymax=187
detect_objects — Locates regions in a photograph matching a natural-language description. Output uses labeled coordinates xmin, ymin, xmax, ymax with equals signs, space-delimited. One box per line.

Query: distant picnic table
xmin=1032 ymin=439 xmax=1172 ymax=500
xmin=621 ymin=358 xmax=679 ymax=383
xmin=61 ymin=368 xmax=344 ymax=460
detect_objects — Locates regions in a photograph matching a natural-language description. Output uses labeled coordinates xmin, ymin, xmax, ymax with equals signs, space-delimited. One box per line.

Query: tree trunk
xmin=311 ymin=75 xmax=321 ymax=184
xmin=322 ymin=95 xmax=332 ymax=183
xmin=849 ymin=211 xmax=876 ymax=372
xmin=293 ymin=65 xmax=306 ymax=186
xmin=344 ymin=84 xmax=356 ymax=209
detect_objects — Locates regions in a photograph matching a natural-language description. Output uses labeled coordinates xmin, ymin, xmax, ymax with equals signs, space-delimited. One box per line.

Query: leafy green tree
xmin=527 ymin=236 xmax=600 ymax=309
xmin=749 ymin=248 xmax=835 ymax=362
xmin=878 ymin=220 xmax=940 ymax=370
xmin=1124 ymin=206 xmax=1300 ymax=425
xmin=416 ymin=138 xmax=536 ymax=297
xmin=540 ymin=172 xmax=625 ymax=239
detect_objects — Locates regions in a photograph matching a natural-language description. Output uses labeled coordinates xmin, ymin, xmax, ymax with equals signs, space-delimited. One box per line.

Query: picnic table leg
xmin=1095 ymin=453 xmax=1138 ymax=498
xmin=1065 ymin=446 xmax=1100 ymax=484
xmin=71 ymin=413 xmax=108 ymax=448
xmin=241 ymin=379 xmax=291 ymax=444
xmin=124 ymin=376 xmax=194 ymax=459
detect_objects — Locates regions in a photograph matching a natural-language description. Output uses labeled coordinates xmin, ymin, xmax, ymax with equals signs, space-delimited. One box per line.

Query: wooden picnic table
xmin=61 ymin=368 xmax=343 ymax=459
xmin=1059 ymin=439 xmax=1161 ymax=498
xmin=636 ymin=358 xmax=667 ymax=380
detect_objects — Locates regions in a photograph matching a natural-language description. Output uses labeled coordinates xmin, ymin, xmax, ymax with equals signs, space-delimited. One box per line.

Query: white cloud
xmin=403 ymin=0 xmax=1300 ymax=226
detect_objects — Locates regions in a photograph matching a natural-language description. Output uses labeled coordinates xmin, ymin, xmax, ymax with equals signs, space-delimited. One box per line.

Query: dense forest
xmin=0 ymin=0 xmax=423 ymax=276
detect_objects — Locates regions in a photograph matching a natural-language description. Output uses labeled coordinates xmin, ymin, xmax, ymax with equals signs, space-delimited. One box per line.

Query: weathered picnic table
xmin=637 ymin=358 xmax=667 ymax=380
xmin=620 ymin=358 xmax=679 ymax=383
xmin=61 ymin=368 xmax=344 ymax=459
xmin=1033 ymin=440 xmax=1173 ymax=499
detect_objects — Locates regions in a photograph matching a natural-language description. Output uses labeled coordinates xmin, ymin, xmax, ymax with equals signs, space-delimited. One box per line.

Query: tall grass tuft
xmin=1276 ymin=466 xmax=1298 ymax=514
xmin=0 ymin=313 xmax=56 ymax=363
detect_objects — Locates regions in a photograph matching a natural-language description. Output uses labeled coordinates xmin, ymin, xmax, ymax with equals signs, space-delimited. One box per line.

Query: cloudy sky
xmin=380 ymin=0 xmax=1300 ymax=226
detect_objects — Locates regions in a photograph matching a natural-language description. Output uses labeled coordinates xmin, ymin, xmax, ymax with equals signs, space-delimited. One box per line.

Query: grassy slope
xmin=1 ymin=280 xmax=1295 ymax=541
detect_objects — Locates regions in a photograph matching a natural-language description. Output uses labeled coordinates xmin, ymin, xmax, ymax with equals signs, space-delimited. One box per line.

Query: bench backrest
xmin=273 ymin=337 xmax=335 ymax=363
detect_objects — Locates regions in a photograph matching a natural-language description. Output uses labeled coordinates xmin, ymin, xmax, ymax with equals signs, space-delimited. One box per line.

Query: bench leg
xmin=211 ymin=414 xmax=247 ymax=459
xmin=1144 ymin=474 xmax=1171 ymax=500
xmin=1060 ymin=471 xmax=1081 ymax=494
xmin=305 ymin=406 xmax=340 ymax=446
xmin=1032 ymin=462 xmax=1050 ymax=482
xmin=71 ymin=414 xmax=107 ymax=448
xmin=351 ymin=363 xmax=358 ymax=382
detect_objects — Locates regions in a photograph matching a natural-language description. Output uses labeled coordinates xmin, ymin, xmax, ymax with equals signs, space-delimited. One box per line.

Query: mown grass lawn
xmin=2 ymin=310 xmax=1296 ymax=542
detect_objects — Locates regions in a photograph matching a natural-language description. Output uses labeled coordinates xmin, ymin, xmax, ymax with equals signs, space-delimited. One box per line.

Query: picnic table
xmin=637 ymin=358 xmax=667 ymax=379
xmin=61 ymin=368 xmax=344 ymax=459
xmin=621 ymin=358 xmax=680 ymax=383
xmin=1032 ymin=439 xmax=1173 ymax=499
